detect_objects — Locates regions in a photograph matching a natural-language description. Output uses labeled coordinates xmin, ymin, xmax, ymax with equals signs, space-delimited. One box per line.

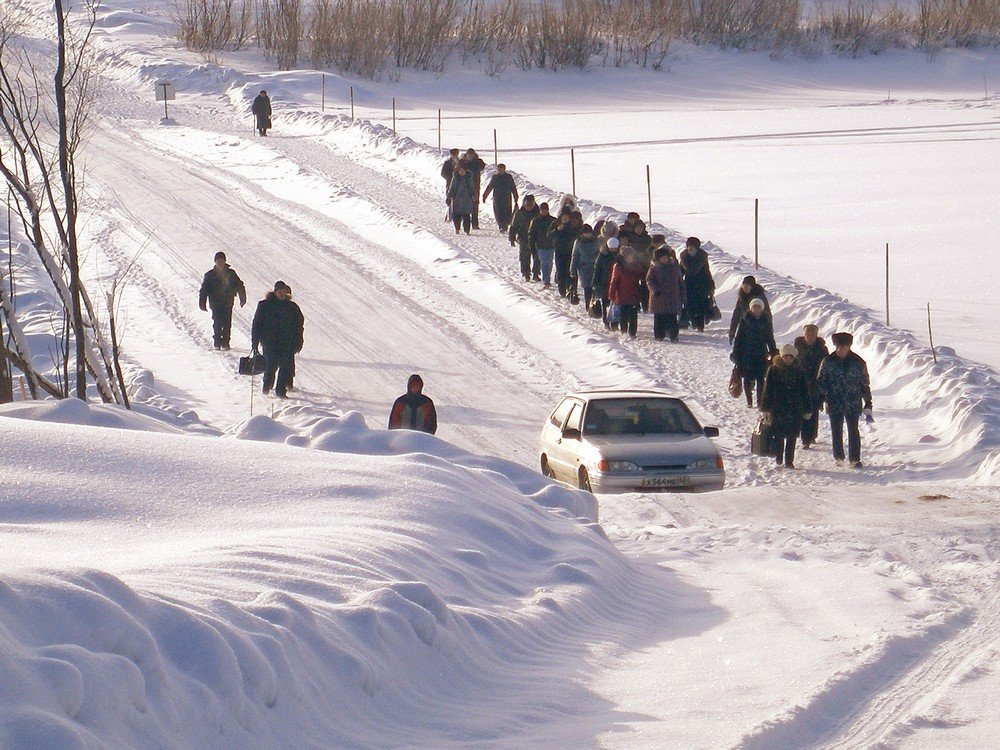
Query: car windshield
xmin=583 ymin=398 xmax=701 ymax=436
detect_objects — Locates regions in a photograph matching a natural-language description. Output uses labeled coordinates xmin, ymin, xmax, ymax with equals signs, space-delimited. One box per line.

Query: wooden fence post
xmin=646 ymin=164 xmax=652 ymax=225
xmin=754 ymin=198 xmax=760 ymax=270
xmin=885 ymin=242 xmax=890 ymax=326
xmin=571 ymin=148 xmax=576 ymax=197
xmin=350 ymin=86 xmax=354 ymax=120
xmin=927 ymin=303 xmax=937 ymax=364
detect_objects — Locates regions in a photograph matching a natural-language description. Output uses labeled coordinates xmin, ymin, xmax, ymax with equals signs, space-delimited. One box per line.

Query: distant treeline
xmin=174 ymin=0 xmax=1000 ymax=77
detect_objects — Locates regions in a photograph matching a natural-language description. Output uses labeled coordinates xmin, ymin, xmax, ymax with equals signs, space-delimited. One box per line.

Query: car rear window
xmin=583 ymin=398 xmax=701 ymax=436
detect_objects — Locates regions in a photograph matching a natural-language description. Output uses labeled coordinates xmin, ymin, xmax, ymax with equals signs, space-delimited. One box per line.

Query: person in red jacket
xmin=608 ymin=245 xmax=645 ymax=338
xmin=388 ymin=374 xmax=437 ymax=434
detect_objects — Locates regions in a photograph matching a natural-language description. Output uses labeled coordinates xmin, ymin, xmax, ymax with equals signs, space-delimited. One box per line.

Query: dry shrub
xmin=172 ymin=0 xmax=255 ymax=52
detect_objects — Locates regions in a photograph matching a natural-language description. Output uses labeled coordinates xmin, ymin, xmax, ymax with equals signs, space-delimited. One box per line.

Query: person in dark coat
xmin=761 ymin=344 xmax=812 ymax=468
xmin=570 ymin=225 xmax=600 ymax=308
xmin=816 ymin=331 xmax=872 ymax=468
xmin=794 ymin=324 xmax=829 ymax=448
xmin=646 ymin=246 xmax=685 ymax=342
xmin=199 ymin=251 xmax=247 ymax=350
xmin=731 ymin=298 xmax=778 ymax=408
xmin=461 ymin=149 xmax=487 ymax=229
xmin=509 ymin=195 xmax=540 ymax=282
xmin=529 ymin=203 xmax=557 ymax=286
xmin=549 ymin=209 xmax=580 ymax=298
xmin=482 ymin=163 xmax=518 ymax=232
xmin=729 ymin=275 xmax=772 ymax=344
xmin=592 ymin=237 xmax=620 ymax=329
xmin=609 ymin=246 xmax=644 ymax=338
xmin=440 ymin=148 xmax=460 ymax=220
xmin=680 ymin=237 xmax=715 ymax=332
xmin=388 ymin=374 xmax=437 ymax=434
xmin=251 ymin=280 xmax=304 ymax=399
xmin=617 ymin=212 xmax=640 ymax=246
xmin=447 ymin=163 xmax=477 ymax=235
xmin=252 ymin=90 xmax=272 ymax=137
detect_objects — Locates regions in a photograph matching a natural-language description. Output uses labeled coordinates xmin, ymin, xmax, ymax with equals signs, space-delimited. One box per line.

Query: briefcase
xmin=751 ymin=416 xmax=779 ymax=457
xmin=238 ymin=353 xmax=266 ymax=376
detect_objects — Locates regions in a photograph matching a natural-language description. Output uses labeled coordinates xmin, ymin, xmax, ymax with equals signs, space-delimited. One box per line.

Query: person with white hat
xmin=730 ymin=297 xmax=778 ymax=408
xmin=761 ymin=344 xmax=812 ymax=468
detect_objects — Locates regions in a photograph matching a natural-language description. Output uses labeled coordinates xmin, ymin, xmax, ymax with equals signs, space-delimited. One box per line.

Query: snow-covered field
xmin=1 ymin=2 xmax=998 ymax=748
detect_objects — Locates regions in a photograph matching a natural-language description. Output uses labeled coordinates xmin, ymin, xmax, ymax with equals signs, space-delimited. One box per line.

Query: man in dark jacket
xmin=252 ymin=90 xmax=271 ymax=136
xmin=794 ymin=324 xmax=829 ymax=448
xmin=762 ymin=344 xmax=812 ymax=468
xmin=528 ymin=203 xmax=556 ymax=286
xmin=731 ymin=298 xmax=778 ymax=408
xmin=461 ymin=149 xmax=487 ymax=229
xmin=509 ymin=195 xmax=540 ymax=282
xmin=482 ymin=164 xmax=518 ymax=233
xmin=199 ymin=252 xmax=247 ymax=350
xmin=817 ymin=331 xmax=872 ymax=468
xmin=388 ymin=374 xmax=437 ymax=434
xmin=251 ymin=280 xmax=304 ymax=399
xmin=549 ymin=209 xmax=580 ymax=297
xmin=447 ymin=163 xmax=477 ymax=235
xmin=729 ymin=275 xmax=772 ymax=344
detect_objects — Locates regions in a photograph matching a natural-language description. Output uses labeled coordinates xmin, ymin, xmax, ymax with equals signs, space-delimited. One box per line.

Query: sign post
xmin=155 ymin=81 xmax=176 ymax=120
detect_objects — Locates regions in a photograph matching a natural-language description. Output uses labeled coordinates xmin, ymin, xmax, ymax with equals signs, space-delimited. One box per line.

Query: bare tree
xmin=0 ymin=1 xmax=121 ymax=403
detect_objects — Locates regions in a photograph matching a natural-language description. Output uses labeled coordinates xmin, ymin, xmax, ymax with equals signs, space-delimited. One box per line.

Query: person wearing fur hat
xmin=251 ymin=280 xmax=304 ymax=399
xmin=388 ymin=374 xmax=437 ymax=434
xmin=550 ymin=208 xmax=581 ymax=297
xmin=731 ymin=297 xmax=778 ymax=408
xmin=570 ymin=224 xmax=600 ymax=308
xmin=816 ymin=332 xmax=872 ymax=468
xmin=460 ymin=148 xmax=487 ymax=229
xmin=794 ymin=324 xmax=829 ymax=448
xmin=508 ymin=195 xmax=540 ymax=281
xmin=609 ymin=245 xmax=644 ymax=338
xmin=447 ymin=162 xmax=477 ymax=235
xmin=729 ymin=275 xmax=772 ymax=344
xmin=646 ymin=246 xmax=685 ymax=342
xmin=482 ymin=163 xmax=518 ymax=233
xmin=680 ymin=237 xmax=716 ymax=332
xmin=762 ymin=344 xmax=812 ymax=468
xmin=592 ymin=236 xmax=620 ymax=329
xmin=441 ymin=148 xmax=461 ymax=218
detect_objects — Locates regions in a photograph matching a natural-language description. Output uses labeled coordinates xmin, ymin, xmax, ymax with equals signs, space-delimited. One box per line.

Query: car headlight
xmin=691 ymin=458 xmax=716 ymax=470
xmin=598 ymin=459 xmax=641 ymax=472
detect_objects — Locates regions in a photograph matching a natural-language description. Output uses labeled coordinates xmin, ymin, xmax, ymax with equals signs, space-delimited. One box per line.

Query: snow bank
xmin=0 ymin=403 xmax=697 ymax=748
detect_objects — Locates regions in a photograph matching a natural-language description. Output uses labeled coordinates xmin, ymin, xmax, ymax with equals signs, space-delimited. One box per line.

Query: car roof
xmin=563 ymin=389 xmax=681 ymax=401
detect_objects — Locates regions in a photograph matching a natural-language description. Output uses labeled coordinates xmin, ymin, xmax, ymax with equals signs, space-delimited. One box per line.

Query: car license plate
xmin=641 ymin=476 xmax=688 ymax=488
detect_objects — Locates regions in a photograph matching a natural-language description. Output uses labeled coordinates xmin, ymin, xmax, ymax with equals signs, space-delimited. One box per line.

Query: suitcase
xmin=751 ymin=416 xmax=779 ymax=457
xmin=238 ymin=353 xmax=266 ymax=376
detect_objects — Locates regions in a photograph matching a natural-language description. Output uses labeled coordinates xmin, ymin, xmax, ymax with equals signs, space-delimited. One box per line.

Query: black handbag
xmin=751 ymin=415 xmax=780 ymax=457
xmin=238 ymin=353 xmax=266 ymax=376
xmin=588 ymin=298 xmax=603 ymax=319
xmin=709 ymin=296 xmax=723 ymax=321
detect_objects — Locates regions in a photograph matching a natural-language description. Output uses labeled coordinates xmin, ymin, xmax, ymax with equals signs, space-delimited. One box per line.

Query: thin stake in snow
xmin=350 ymin=86 xmax=354 ymax=120
xmin=437 ymin=109 xmax=441 ymax=153
xmin=493 ymin=129 xmax=498 ymax=165
xmin=571 ymin=148 xmax=576 ymax=197
xmin=885 ymin=242 xmax=890 ymax=326
xmin=646 ymin=164 xmax=652 ymax=225
xmin=392 ymin=97 xmax=396 ymax=134
xmin=754 ymin=198 xmax=760 ymax=269
xmin=928 ymin=303 xmax=938 ymax=364
xmin=321 ymin=73 xmax=325 ymax=112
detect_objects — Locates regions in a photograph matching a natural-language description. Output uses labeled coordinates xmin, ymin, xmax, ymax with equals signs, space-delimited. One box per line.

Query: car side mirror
xmin=703 ymin=426 xmax=720 ymax=438
xmin=562 ymin=427 xmax=582 ymax=441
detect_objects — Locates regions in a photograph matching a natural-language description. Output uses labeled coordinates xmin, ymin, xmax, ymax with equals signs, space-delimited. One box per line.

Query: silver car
xmin=539 ymin=389 xmax=725 ymax=493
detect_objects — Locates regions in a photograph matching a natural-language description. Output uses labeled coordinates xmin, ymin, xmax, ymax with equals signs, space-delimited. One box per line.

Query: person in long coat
xmin=251 ymin=90 xmax=271 ymax=136
xmin=549 ymin=210 xmax=580 ymax=298
xmin=816 ymin=331 xmax=872 ymax=468
xmin=608 ymin=246 xmax=644 ymax=338
xmin=482 ymin=164 xmax=518 ymax=232
xmin=679 ymin=237 xmax=715 ymax=331
xmin=461 ymin=149 xmax=487 ymax=229
xmin=731 ymin=298 xmax=778 ymax=408
xmin=508 ymin=196 xmax=540 ymax=282
xmin=646 ymin=246 xmax=685 ymax=342
xmin=793 ymin=324 xmax=829 ymax=448
xmin=729 ymin=275 xmax=772 ymax=344
xmin=592 ymin=237 xmax=620 ymax=329
xmin=761 ymin=344 xmax=812 ymax=468
xmin=570 ymin=224 xmax=600 ymax=308
xmin=199 ymin=251 xmax=247 ymax=349
xmin=447 ymin=164 xmax=477 ymax=235
xmin=251 ymin=280 xmax=304 ymax=399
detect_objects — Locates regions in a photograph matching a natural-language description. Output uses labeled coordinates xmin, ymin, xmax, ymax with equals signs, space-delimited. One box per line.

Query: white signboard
xmin=154 ymin=81 xmax=176 ymax=101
